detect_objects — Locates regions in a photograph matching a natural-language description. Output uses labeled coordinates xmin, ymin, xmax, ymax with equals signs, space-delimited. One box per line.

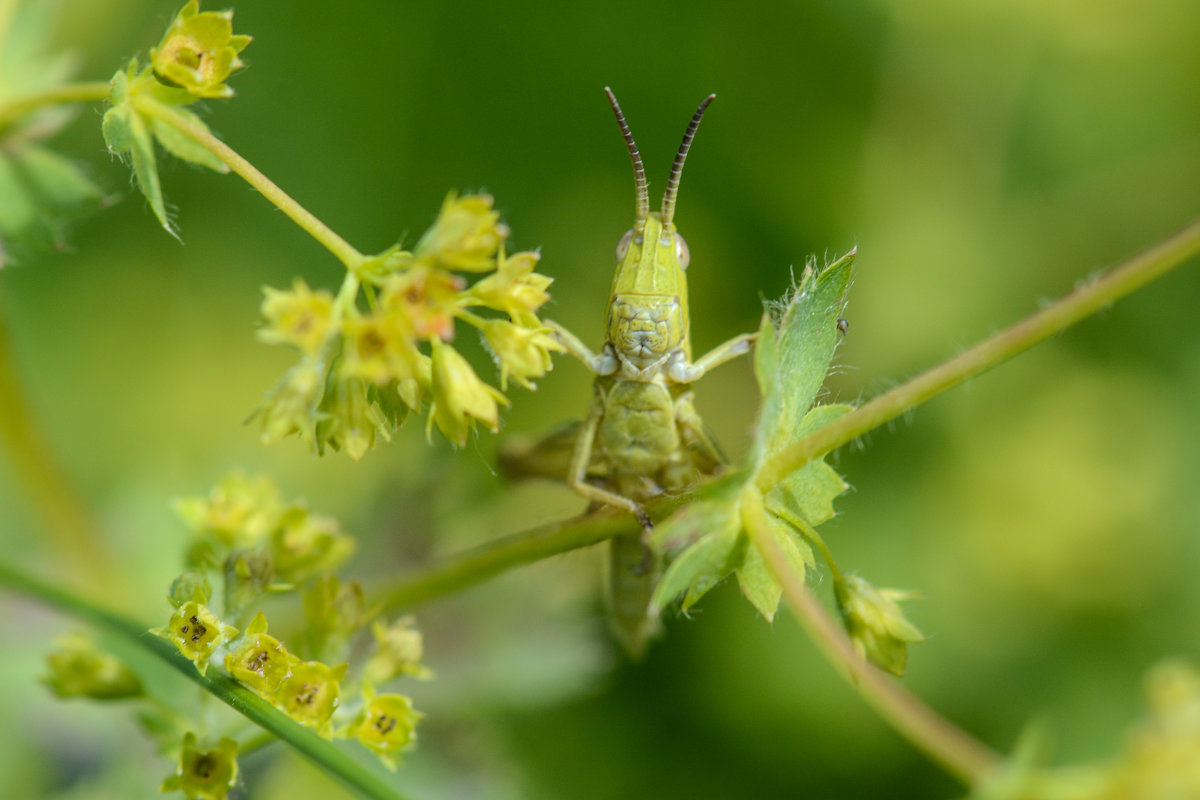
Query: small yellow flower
xmin=43 ymin=632 xmax=143 ymax=700
xmin=250 ymin=358 xmax=326 ymax=448
xmin=318 ymin=375 xmax=395 ymax=460
xmin=364 ymin=618 xmax=432 ymax=685
xmin=258 ymin=280 xmax=335 ymax=355
xmin=468 ymin=249 xmax=553 ymax=318
xmin=223 ymin=612 xmax=296 ymax=698
xmin=153 ymin=601 xmax=238 ymax=676
xmin=479 ymin=318 xmax=564 ymax=390
xmin=151 ymin=1 xmax=251 ymax=99
xmin=159 ymin=732 xmax=239 ymax=800
xmin=271 ymin=504 xmax=356 ymax=580
xmin=835 ymin=574 xmax=924 ymax=677
xmin=172 ymin=472 xmax=283 ymax=562
xmin=302 ymin=575 xmax=371 ymax=658
xmin=427 ymin=338 xmax=508 ymax=446
xmin=380 ymin=266 xmax=464 ymax=342
xmin=275 ymin=661 xmax=347 ymax=739
xmin=415 ymin=193 xmax=508 ymax=272
xmin=349 ymin=685 xmax=422 ymax=770
xmin=340 ymin=313 xmax=422 ymax=387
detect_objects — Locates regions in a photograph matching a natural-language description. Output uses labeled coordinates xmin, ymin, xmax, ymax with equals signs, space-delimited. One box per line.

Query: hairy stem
xmin=0 ymin=288 xmax=112 ymax=594
xmin=742 ymin=490 xmax=999 ymax=785
xmin=131 ymin=95 xmax=366 ymax=273
xmin=755 ymin=215 xmax=1200 ymax=491
xmin=0 ymin=81 xmax=110 ymax=133
xmin=0 ymin=561 xmax=409 ymax=800
xmin=374 ymin=477 xmax=750 ymax=612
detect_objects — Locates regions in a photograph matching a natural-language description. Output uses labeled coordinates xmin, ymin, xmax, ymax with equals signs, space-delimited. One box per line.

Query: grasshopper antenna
xmin=660 ymin=93 xmax=715 ymax=226
xmin=604 ymin=87 xmax=650 ymax=233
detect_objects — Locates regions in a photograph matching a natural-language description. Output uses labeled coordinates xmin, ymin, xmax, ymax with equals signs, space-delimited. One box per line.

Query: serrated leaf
xmin=767 ymin=404 xmax=853 ymax=527
xmin=752 ymin=310 xmax=777 ymax=398
xmin=758 ymin=249 xmax=855 ymax=459
xmin=736 ymin=540 xmax=781 ymax=620
xmin=16 ymin=145 xmax=106 ymax=213
xmin=126 ymin=110 xmax=175 ymax=238
xmin=102 ymin=104 xmax=134 ymax=155
xmin=650 ymin=499 xmax=741 ymax=614
xmin=149 ymin=112 xmax=230 ymax=173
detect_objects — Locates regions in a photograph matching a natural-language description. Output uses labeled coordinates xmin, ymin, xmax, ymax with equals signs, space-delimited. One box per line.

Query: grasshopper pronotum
xmin=507 ymin=89 xmax=756 ymax=655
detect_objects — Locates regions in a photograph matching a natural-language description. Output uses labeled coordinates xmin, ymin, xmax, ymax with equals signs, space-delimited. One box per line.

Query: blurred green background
xmin=2 ymin=0 xmax=1200 ymax=797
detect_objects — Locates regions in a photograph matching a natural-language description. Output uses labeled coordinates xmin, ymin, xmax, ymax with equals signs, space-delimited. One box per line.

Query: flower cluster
xmin=145 ymin=473 xmax=428 ymax=797
xmin=253 ymin=193 xmax=563 ymax=454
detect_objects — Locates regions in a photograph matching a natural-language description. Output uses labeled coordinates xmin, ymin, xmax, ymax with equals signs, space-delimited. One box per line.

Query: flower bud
xmin=428 ymin=339 xmax=507 ymax=446
xmin=270 ymin=504 xmax=356 ymax=581
xmin=415 ymin=193 xmax=508 ymax=272
xmin=43 ymin=633 xmax=143 ymax=700
xmin=364 ymin=618 xmax=432 ymax=685
xmin=835 ymin=574 xmax=924 ymax=677
xmin=479 ymin=318 xmax=564 ymax=390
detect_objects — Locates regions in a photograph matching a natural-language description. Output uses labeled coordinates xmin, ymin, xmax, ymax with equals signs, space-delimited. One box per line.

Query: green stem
xmin=131 ymin=95 xmax=366 ymax=273
xmin=741 ymin=490 xmax=999 ymax=786
xmin=0 ymin=560 xmax=410 ymax=800
xmin=755 ymin=214 xmax=1200 ymax=492
xmin=374 ymin=476 xmax=747 ymax=612
xmin=0 ymin=287 xmax=112 ymax=594
xmin=0 ymin=81 xmax=111 ymax=132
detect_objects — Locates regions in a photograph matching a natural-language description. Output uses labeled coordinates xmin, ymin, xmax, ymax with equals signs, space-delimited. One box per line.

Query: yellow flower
xmin=415 ymin=193 xmax=508 ymax=272
xmin=159 ymin=732 xmax=239 ymax=800
xmin=479 ymin=318 xmax=564 ymax=390
xmin=152 ymin=601 xmax=238 ymax=676
xmin=271 ymin=504 xmax=356 ymax=580
xmin=364 ymin=618 xmax=432 ymax=685
xmin=349 ymin=684 xmax=422 ymax=770
xmin=380 ymin=266 xmax=464 ymax=342
xmin=341 ymin=313 xmax=422 ymax=387
xmin=427 ymin=339 xmax=508 ymax=446
xmin=151 ymin=1 xmax=251 ymax=99
xmin=258 ymin=280 xmax=335 ymax=355
xmin=275 ymin=661 xmax=347 ymax=739
xmin=223 ymin=612 xmax=296 ymax=698
xmin=468 ymin=249 xmax=553 ymax=318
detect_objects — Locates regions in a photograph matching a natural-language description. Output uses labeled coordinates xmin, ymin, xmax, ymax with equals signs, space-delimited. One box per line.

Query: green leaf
xmin=102 ymin=104 xmax=134 ymax=154
xmin=127 ymin=110 xmax=175 ymax=238
xmin=754 ymin=248 xmax=855 ymax=463
xmin=767 ymin=404 xmax=853 ymax=526
xmin=149 ymin=110 xmax=230 ymax=173
xmin=649 ymin=498 xmax=741 ymax=614
xmin=0 ymin=153 xmax=42 ymax=244
xmin=735 ymin=539 xmax=781 ymax=620
xmin=16 ymin=145 xmax=106 ymax=213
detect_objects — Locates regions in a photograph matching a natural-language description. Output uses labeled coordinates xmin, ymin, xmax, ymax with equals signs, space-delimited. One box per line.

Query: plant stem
xmin=131 ymin=95 xmax=366 ymax=273
xmin=378 ymin=508 xmax=638 ymax=612
xmin=0 ymin=560 xmax=410 ymax=800
xmin=374 ymin=476 xmax=748 ymax=612
xmin=755 ymin=214 xmax=1200 ymax=492
xmin=0 ymin=288 xmax=112 ymax=594
xmin=0 ymin=81 xmax=111 ymax=132
xmin=741 ymin=490 xmax=999 ymax=785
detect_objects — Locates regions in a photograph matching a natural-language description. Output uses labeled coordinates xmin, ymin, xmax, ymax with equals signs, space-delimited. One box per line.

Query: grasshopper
xmin=506 ymin=89 xmax=755 ymax=656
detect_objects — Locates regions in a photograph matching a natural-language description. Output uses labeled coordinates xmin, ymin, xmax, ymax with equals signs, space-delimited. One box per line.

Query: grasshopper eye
xmin=675 ymin=233 xmax=691 ymax=270
xmin=615 ymin=229 xmax=634 ymax=261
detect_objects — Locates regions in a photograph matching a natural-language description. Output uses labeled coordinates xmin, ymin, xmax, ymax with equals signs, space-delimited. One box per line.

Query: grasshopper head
xmin=602 ymin=89 xmax=714 ymax=369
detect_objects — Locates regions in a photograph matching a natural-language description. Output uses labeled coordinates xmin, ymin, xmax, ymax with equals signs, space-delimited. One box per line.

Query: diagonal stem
xmin=755 ymin=214 xmax=1200 ymax=491
xmin=742 ymin=489 xmax=999 ymax=785
xmin=0 ymin=560 xmax=411 ymax=800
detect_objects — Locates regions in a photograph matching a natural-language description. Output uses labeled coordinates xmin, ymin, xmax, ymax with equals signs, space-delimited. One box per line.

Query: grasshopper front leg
xmin=568 ymin=393 xmax=653 ymax=530
xmin=668 ymin=332 xmax=757 ymax=383
xmin=545 ymin=320 xmax=617 ymax=376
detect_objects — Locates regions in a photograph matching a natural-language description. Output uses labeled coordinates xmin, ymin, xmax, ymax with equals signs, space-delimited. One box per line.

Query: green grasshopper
xmin=506 ymin=89 xmax=755 ymax=656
